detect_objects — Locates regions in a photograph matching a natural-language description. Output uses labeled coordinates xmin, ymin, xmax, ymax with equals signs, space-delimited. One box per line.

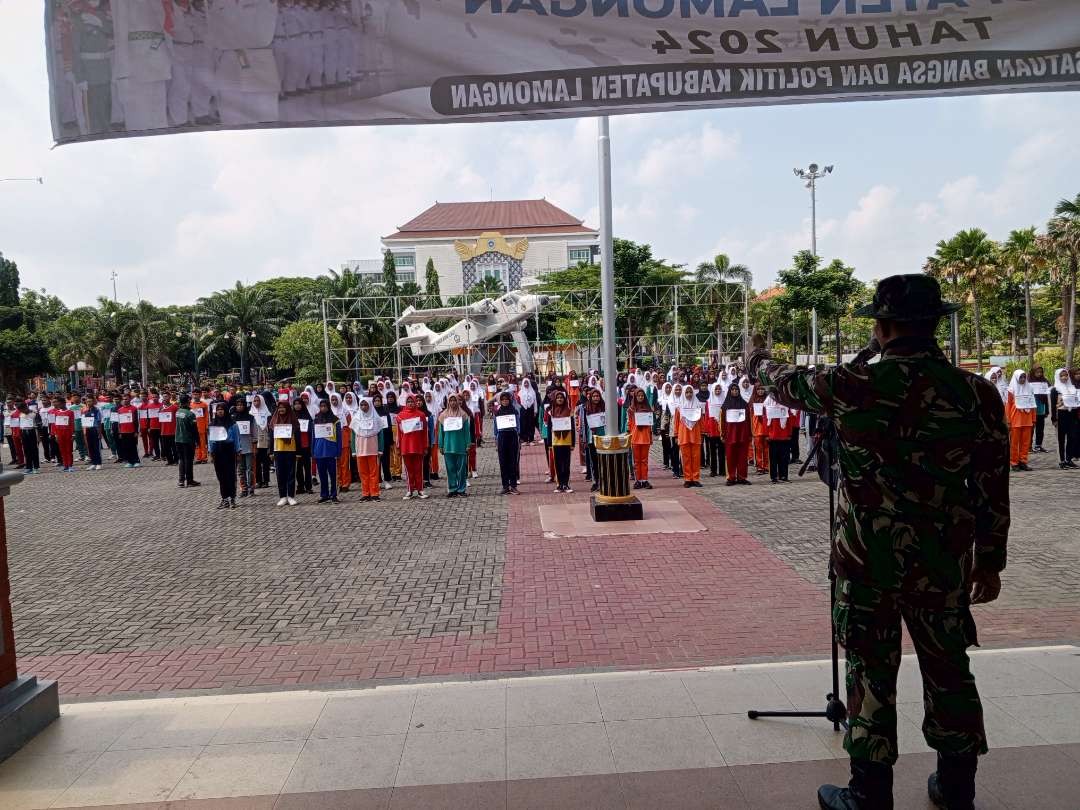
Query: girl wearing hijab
xmin=703 ymin=381 xmax=725 ymax=478
xmin=985 ymin=366 xmax=1008 ymax=403
xmin=269 ymin=400 xmax=301 ymax=506
xmin=749 ymin=383 xmax=770 ymax=475
xmin=1028 ymin=366 xmax=1051 ymax=454
xmin=582 ymin=388 xmax=607 ymax=492
xmin=492 ymin=391 xmax=521 ymax=495
xmin=1050 ymin=367 xmax=1080 ymax=468
xmin=1005 ymin=369 xmax=1037 ymax=471
xmin=517 ymin=378 xmax=539 ymax=444
xmin=719 ymin=382 xmax=752 ymax=485
xmin=397 ymin=394 xmax=430 ymax=500
xmin=353 ymin=397 xmax=384 ymax=500
xmin=208 ymin=402 xmax=241 ymax=509
xmin=291 ymin=399 xmax=314 ymax=494
xmin=424 ymin=391 xmax=440 ymax=481
xmin=545 ymin=390 xmax=575 ymax=492
xmin=414 ymin=393 xmax=434 ymax=488
xmin=328 ymin=393 xmax=352 ymax=493
xmin=314 ymin=382 xmax=329 ymax=401
xmin=372 ymin=392 xmax=393 ymax=489
xmin=673 ymin=385 xmax=703 ymax=487
xmin=312 ymin=398 xmax=343 ymax=503
xmin=461 ymin=389 xmax=482 ymax=480
xmin=231 ymin=397 xmax=257 ymax=498
xmin=385 ymin=391 xmax=403 ymax=482
xmin=658 ymin=382 xmax=675 ymax=471
xmin=763 ymin=391 xmax=795 ymax=483
xmin=438 ymin=392 xmax=474 ymax=497
xmin=661 ymin=383 xmax=684 ymax=478
xmin=250 ymin=394 xmax=272 ymax=489
xmin=627 ymin=388 xmax=654 ymax=489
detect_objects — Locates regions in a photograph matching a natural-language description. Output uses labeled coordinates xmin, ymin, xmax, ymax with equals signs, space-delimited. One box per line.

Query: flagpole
xmin=598 ymin=116 xmax=618 ymax=431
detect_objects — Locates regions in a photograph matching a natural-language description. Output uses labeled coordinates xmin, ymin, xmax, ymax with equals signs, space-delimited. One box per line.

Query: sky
xmin=2 ymin=3 xmax=1079 ymax=309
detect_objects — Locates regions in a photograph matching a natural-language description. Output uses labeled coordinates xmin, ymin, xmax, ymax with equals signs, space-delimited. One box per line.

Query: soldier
xmin=747 ymin=275 xmax=1009 ymax=810
xmin=206 ymin=0 xmax=280 ymax=125
xmin=111 ymin=0 xmax=171 ymax=132
xmin=70 ymin=0 xmax=115 ymax=135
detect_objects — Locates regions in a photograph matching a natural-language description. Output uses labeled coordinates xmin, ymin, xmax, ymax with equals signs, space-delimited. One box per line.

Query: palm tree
xmin=695 ymin=253 xmax=751 ymax=357
xmin=84 ymin=298 xmax=132 ymax=382
xmin=119 ymin=299 xmax=171 ymax=386
xmin=198 ymin=282 xmax=283 ymax=384
xmin=469 ymin=275 xmax=507 ymax=296
xmin=925 ymin=228 xmax=999 ymax=371
xmin=46 ymin=311 xmax=96 ymax=377
xmin=1047 ymin=193 xmax=1080 ymax=368
xmin=1001 ymin=227 xmax=1045 ymax=369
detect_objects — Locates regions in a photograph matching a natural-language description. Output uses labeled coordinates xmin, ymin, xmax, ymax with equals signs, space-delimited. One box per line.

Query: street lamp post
xmin=793 ymin=163 xmax=833 ymax=365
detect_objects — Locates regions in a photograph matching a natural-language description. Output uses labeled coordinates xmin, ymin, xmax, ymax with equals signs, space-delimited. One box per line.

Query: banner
xmin=46 ymin=1 xmax=1080 ymax=145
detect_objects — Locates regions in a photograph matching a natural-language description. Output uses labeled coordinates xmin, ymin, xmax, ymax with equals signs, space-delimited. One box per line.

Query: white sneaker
xmin=471 ymin=471 xmax=478 ymax=479
xmin=276 ymin=497 xmax=288 ymax=507
xmin=383 ymin=482 xmax=392 ymax=490
xmin=402 ymin=493 xmax=412 ymax=500
xmin=287 ymin=497 xmax=298 ymax=506
xmin=417 ymin=491 xmax=429 ymax=499
xmin=565 ymin=486 xmax=574 ymax=493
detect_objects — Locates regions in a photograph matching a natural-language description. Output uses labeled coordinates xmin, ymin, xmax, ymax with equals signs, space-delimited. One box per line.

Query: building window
xmin=396 ymin=272 xmax=416 ymax=284
xmin=568 ymin=247 xmax=592 ymax=265
xmin=393 ymin=254 xmax=415 ymax=269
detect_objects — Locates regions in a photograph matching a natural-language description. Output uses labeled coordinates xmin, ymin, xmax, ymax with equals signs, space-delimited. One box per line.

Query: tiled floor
xmin=3 ymin=646 xmax=1080 ymax=809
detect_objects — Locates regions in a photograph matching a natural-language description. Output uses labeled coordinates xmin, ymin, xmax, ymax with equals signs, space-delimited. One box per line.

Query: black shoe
xmin=240 ymin=490 xmax=249 ymax=498
xmin=447 ymin=492 xmax=457 ymax=498
xmin=643 ymin=481 xmax=652 ymax=489
xmin=217 ymin=499 xmax=228 ymax=509
xmin=178 ymin=482 xmax=186 ymax=488
xmin=1011 ymin=465 xmax=1021 ymax=472
xmin=331 ymin=497 xmax=340 ymax=504
xmin=188 ymin=480 xmax=201 ymax=487
xmin=372 ymin=496 xmax=381 ymax=501
xmin=683 ymin=481 xmax=692 ymax=488
xmin=927 ymin=753 xmax=977 ymax=810
xmin=726 ymin=480 xmax=736 ymax=486
xmin=1018 ymin=463 xmax=1032 ymax=471
xmin=1067 ymin=460 xmax=1079 ymax=468
xmin=318 ymin=497 xmax=330 ymax=504
xmin=633 ymin=481 xmax=641 ymax=489
xmin=230 ymin=499 xmax=237 ymax=509
xmin=818 ymin=760 xmax=893 ymax=810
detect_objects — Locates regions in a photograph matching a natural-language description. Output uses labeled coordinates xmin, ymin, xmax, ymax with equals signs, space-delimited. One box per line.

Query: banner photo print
xmin=46 ymin=0 xmax=1080 ymax=144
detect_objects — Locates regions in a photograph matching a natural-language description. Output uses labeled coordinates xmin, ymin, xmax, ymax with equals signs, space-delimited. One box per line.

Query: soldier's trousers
xmin=833 ymin=578 xmax=987 ymax=766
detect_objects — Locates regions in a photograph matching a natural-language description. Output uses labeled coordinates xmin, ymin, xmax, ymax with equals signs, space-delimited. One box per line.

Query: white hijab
xmin=354 ymin=397 xmax=381 ymax=437
xmin=1053 ymin=367 xmax=1077 ymax=399
xmin=250 ymin=394 xmax=271 ymax=429
xmin=329 ymin=392 xmax=344 ymax=420
xmin=985 ymin=367 xmax=1008 ymax=401
xmin=708 ymin=383 xmax=725 ymax=407
xmin=519 ymin=378 xmax=537 ymax=409
xmin=342 ymin=391 xmax=360 ymax=417
xmin=302 ymin=385 xmax=320 ymax=419
xmin=1008 ymin=369 xmax=1033 ymax=400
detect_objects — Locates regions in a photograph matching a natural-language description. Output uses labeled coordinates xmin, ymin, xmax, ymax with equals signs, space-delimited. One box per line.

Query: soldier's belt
xmin=129 ymin=31 xmax=165 ymax=43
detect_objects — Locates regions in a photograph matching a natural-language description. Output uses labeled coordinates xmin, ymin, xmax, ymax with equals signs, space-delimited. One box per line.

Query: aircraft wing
xmin=397 ymin=307 xmax=500 ymax=325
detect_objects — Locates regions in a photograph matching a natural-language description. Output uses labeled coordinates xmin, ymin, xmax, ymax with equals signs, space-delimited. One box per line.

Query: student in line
xmin=209 ymin=402 xmax=241 ymax=509
xmin=51 ymin=395 xmax=76 ymax=472
xmin=232 ymin=397 xmax=257 ymax=498
xmin=517 ymin=377 xmax=539 ymax=445
xmin=192 ymin=395 xmax=210 ymax=464
xmin=1051 ymin=367 xmax=1079 ymax=468
xmin=174 ymin=394 xmax=200 ymax=487
xmin=312 ymin=397 xmax=343 ymax=504
xmin=158 ymin=392 xmax=177 ymax=465
xmin=461 ymin=388 xmax=482 ymax=481
xmin=674 ymin=385 xmax=703 ymax=488
xmin=720 ymin=382 xmax=751 ymax=486
xmin=493 ymin=391 xmax=521 ymax=495
xmin=251 ymin=394 xmax=272 ymax=489
xmin=627 ymin=387 xmax=654 ymax=490
xmin=662 ymin=383 xmax=684 ymax=478
xmin=658 ymin=382 xmax=675 ymax=470
xmin=1029 ymin=365 xmax=1051 ymax=454
xmin=115 ymin=394 xmax=141 ymax=468
xmin=703 ymin=382 xmax=725 ymax=478
xmin=545 ymin=389 xmax=575 ymax=493
xmin=749 ymin=384 xmax=770 ymax=475
xmin=398 ymin=394 xmax=430 ymax=500
xmin=80 ymin=394 xmax=104 ymax=470
xmin=582 ymin=388 xmax=606 ymax=493
xmin=764 ymin=392 xmax=794 ymax=483
xmin=438 ymin=392 xmax=473 ymax=498
xmin=353 ymin=397 xmax=383 ymax=501
xmin=17 ymin=402 xmax=40 ymax=473
xmin=269 ymin=400 xmax=300 ymax=506
xmin=288 ymin=399 xmax=313 ymax=495
xmin=423 ymin=391 xmax=440 ymax=484
xmin=1005 ymin=369 xmax=1037 ymax=472
xmin=385 ymin=391 xmax=403 ymax=482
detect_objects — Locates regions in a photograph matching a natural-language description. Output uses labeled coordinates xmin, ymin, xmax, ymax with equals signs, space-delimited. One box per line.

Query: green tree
xmin=272 ymin=321 xmax=345 ymax=382
xmin=1001 ymin=227 xmax=1046 ymax=368
xmin=695 ymin=253 xmax=751 ymax=354
xmin=18 ymin=288 xmax=67 ymax=333
xmin=120 ymin=299 xmax=172 ymax=386
xmin=45 ymin=311 xmax=96 ymax=376
xmin=468 ymin=275 xmax=506 ymax=296
xmin=1047 ymin=193 xmax=1080 ymax=368
xmin=424 ymin=258 xmax=441 ymax=307
xmin=0 ymin=326 xmax=52 ymax=393
xmin=925 ymin=229 xmax=999 ymax=371
xmin=198 ymin=282 xmax=283 ymax=384
xmin=0 ymin=253 xmax=23 ymax=330
xmin=381 ymin=249 xmax=399 ymax=298
xmin=777 ymin=251 xmax=862 ymax=362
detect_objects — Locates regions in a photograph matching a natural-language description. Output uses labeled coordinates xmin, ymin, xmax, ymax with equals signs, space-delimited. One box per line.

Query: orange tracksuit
xmin=674 ymin=407 xmax=703 ymax=483
xmin=1005 ymin=391 xmax=1036 ymax=466
xmin=627 ymin=409 xmax=653 ymax=481
xmin=751 ymin=405 xmax=769 ymax=472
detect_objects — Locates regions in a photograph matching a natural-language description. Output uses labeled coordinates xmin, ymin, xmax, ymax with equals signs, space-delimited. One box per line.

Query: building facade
xmin=378 ymin=199 xmax=599 ymax=297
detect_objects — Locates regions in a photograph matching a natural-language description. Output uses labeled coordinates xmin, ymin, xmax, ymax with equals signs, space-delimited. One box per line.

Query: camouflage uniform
xmin=749 ymin=333 xmax=1009 ymax=767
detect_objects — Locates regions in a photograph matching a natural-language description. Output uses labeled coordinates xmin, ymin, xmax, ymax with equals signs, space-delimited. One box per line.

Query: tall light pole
xmin=109 ymin=270 xmax=119 ymax=303
xmin=793 ymin=163 xmax=833 ymax=364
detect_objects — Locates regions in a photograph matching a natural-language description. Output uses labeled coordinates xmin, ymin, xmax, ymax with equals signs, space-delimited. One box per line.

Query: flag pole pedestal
xmin=0 ymin=471 xmax=59 ymax=763
xmin=590 ymin=435 xmax=643 ymax=522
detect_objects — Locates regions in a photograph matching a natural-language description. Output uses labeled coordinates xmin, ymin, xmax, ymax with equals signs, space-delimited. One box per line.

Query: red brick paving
xmin=15 ymin=446 xmax=1079 ymax=696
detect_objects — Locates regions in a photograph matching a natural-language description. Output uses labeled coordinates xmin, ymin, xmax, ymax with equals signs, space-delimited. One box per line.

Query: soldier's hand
xmin=969 ymin=568 xmax=1001 ymax=605
xmin=750 ymin=333 xmax=766 ymax=351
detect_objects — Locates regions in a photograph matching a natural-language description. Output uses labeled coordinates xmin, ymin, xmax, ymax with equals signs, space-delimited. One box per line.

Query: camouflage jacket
xmin=750 ymin=337 xmax=1009 ymax=607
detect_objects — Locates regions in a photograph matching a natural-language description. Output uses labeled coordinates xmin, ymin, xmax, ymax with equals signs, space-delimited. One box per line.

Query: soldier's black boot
xmin=927 ymin=752 xmax=977 ymax=810
xmin=818 ymin=760 xmax=894 ymax=810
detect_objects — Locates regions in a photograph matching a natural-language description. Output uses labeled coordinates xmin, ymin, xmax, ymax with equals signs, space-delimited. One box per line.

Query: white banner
xmin=45 ymin=1 xmax=1080 ymax=144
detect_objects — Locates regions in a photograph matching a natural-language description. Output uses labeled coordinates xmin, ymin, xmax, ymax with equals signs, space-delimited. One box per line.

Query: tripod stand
xmin=748 ymin=419 xmax=848 ymax=732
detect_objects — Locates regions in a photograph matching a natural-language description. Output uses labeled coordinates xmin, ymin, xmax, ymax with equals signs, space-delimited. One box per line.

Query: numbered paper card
xmin=443 ymin=416 xmax=464 ymax=431
xmin=356 ymin=417 xmax=375 ymax=432
xmin=314 ymin=423 xmax=334 ymax=439
xmin=586 ymin=413 xmax=606 ymax=429
xmin=46 ymin=413 xmax=56 ymax=424
xmin=752 ymin=403 xmax=765 ymax=417
xmin=118 ymin=412 xmax=133 ymax=424
xmin=569 ymin=380 xmax=580 ymax=387
xmin=148 ymin=409 xmax=160 ymax=419
xmin=379 ymin=415 xmax=389 ymax=429
xmin=487 ymin=385 xmax=497 ymax=393
xmin=1031 ymin=382 xmax=1050 ymax=395
xmin=767 ymin=405 xmax=790 ymax=421
xmin=298 ymin=419 xmax=310 ymax=432
xmin=634 ymin=411 xmax=654 ymax=427
xmin=193 ymin=408 xmax=205 ymax=418
xmin=682 ymin=407 xmax=701 ymax=423
xmin=725 ymin=408 xmax=747 ymax=423
xmin=551 ymin=416 xmax=572 ymax=432
xmin=1014 ymin=394 xmax=1036 ymax=409
xmin=401 ymin=417 xmax=422 ymax=434
xmin=110 ymin=412 xmax=121 ymax=423
xmin=208 ymin=426 xmax=228 ymax=442
xmin=158 ymin=412 xmax=173 ymax=423
xmin=237 ymin=421 xmax=251 ymax=435
xmin=55 ymin=415 xmax=70 ymax=427
xmin=273 ymin=425 xmax=293 ymax=440
xmin=278 ymin=394 xmax=289 ymax=401
xmin=20 ymin=416 xmax=35 ymax=428
xmin=1064 ymin=394 xmax=1080 ymax=409
xmin=80 ymin=416 xmax=95 ymax=428
xmin=496 ymin=414 xmax=517 ymax=431
xmin=708 ymin=403 xmax=722 ymax=419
